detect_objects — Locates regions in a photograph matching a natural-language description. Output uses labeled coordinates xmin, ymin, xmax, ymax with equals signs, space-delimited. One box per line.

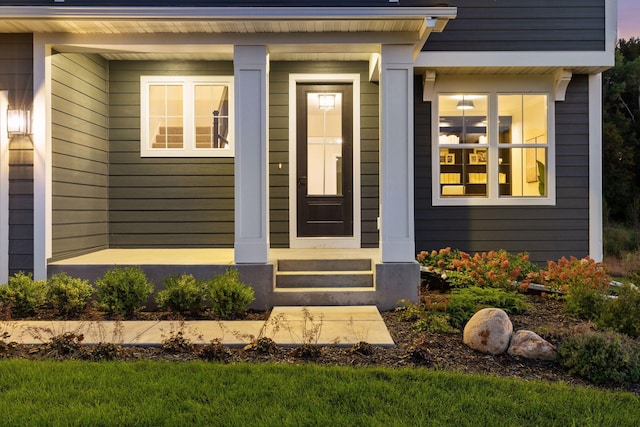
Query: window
xmin=433 ymin=80 xmax=554 ymax=206
xmin=141 ymin=76 xmax=233 ymax=157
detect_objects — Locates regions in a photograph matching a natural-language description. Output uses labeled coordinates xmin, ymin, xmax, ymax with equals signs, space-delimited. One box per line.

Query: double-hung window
xmin=433 ymin=76 xmax=555 ymax=206
xmin=141 ymin=76 xmax=234 ymax=157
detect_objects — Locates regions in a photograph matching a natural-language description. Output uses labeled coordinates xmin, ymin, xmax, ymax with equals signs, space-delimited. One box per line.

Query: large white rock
xmin=508 ymin=330 xmax=557 ymax=361
xmin=463 ymin=308 xmax=513 ymax=354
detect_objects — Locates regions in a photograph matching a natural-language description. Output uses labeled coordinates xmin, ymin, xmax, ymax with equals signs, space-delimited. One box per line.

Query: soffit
xmin=0 ymin=6 xmax=456 ymax=61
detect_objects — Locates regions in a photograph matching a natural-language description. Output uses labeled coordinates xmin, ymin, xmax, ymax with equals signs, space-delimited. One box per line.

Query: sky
xmin=618 ymin=0 xmax=640 ymax=40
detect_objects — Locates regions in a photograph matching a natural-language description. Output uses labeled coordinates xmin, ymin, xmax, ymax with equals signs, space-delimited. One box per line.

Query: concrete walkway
xmin=1 ymin=306 xmax=395 ymax=348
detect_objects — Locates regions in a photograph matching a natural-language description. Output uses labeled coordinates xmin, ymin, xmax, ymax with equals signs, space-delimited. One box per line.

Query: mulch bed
xmin=2 ymin=295 xmax=639 ymax=396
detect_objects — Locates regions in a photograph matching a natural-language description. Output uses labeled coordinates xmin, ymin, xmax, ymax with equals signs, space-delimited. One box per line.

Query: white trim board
xmin=288 ymin=73 xmax=361 ymax=249
xmin=0 ymin=91 xmax=9 ymax=283
xmin=589 ymin=74 xmax=604 ymax=262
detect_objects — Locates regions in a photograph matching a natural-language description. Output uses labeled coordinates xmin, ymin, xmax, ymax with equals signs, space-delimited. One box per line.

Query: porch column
xmin=379 ymin=44 xmax=415 ymax=263
xmin=233 ymin=45 xmax=269 ymax=264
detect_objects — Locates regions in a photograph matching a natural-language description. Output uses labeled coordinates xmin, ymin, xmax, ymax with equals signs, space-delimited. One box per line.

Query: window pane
xmin=498 ymin=95 xmax=547 ymax=144
xmin=438 ymin=95 xmax=488 ymax=145
xmin=307 ymin=92 xmax=343 ymax=196
xmin=501 ymin=147 xmax=547 ymax=197
xmin=498 ymin=94 xmax=547 ymax=197
xmin=194 ymin=84 xmax=229 ymax=149
xmin=148 ymin=84 xmax=183 ymax=149
xmin=439 ymin=148 xmax=487 ymax=197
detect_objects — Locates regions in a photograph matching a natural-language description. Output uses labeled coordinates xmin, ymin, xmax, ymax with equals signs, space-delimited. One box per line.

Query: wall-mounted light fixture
xmin=318 ymin=94 xmax=336 ymax=111
xmin=456 ymin=99 xmax=474 ymax=110
xmin=7 ymin=107 xmax=30 ymax=138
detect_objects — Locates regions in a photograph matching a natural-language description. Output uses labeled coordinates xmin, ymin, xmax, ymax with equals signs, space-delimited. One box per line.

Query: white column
xmin=234 ymin=45 xmax=269 ymax=264
xmin=0 ymin=91 xmax=9 ymax=283
xmin=589 ymin=73 xmax=603 ymax=261
xmin=32 ymin=35 xmax=51 ymax=280
xmin=379 ymin=44 xmax=415 ymax=263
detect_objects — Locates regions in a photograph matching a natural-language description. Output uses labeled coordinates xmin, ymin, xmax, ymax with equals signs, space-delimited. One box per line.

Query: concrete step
xmin=275 ymin=270 xmax=374 ymax=288
xmin=277 ymin=259 xmax=371 ymax=272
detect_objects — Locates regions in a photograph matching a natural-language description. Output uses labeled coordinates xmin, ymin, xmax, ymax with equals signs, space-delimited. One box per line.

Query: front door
xmin=296 ymin=84 xmax=353 ymax=237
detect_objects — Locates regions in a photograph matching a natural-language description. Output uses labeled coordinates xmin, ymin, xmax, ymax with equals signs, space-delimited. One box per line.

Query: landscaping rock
xmin=508 ymin=330 xmax=557 ymax=361
xmin=463 ymin=308 xmax=513 ymax=354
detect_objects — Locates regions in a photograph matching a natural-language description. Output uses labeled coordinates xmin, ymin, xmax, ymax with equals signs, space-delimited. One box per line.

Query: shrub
xmin=445 ymin=286 xmax=529 ymax=329
xmin=207 ymin=268 xmax=254 ymax=319
xmin=530 ymin=257 xmax=610 ymax=320
xmin=0 ymin=272 xmax=47 ymax=317
xmin=95 ymin=267 xmax=153 ymax=316
xmin=558 ymin=331 xmax=640 ymax=385
xmin=598 ymin=284 xmax=640 ymax=337
xmin=413 ymin=312 xmax=458 ymax=334
xmin=155 ymin=274 xmax=207 ymax=316
xmin=45 ymin=273 xmax=94 ymax=317
xmin=417 ymin=248 xmax=532 ymax=290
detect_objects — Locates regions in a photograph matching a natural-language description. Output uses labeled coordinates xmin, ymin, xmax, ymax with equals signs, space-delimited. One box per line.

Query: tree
xmin=603 ymin=38 xmax=640 ymax=223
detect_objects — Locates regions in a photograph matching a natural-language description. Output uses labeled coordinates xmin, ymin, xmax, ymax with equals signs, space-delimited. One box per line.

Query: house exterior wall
xmin=108 ymin=60 xmax=235 ymax=248
xmin=0 ymin=33 xmax=33 ymax=276
xmin=268 ymin=61 xmax=380 ymax=248
xmin=418 ymin=0 xmax=605 ymax=52
xmin=51 ymin=52 xmax=109 ymax=260
xmin=414 ymin=75 xmax=590 ymax=264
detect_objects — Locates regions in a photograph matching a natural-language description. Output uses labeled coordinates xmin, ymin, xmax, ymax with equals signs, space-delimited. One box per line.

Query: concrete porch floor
xmin=2 ymin=306 xmax=395 ymax=348
xmin=49 ymin=248 xmax=382 ymax=266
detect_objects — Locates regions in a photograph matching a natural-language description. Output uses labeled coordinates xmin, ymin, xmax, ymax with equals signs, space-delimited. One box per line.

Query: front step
xmin=275 ymin=259 xmax=374 ymax=289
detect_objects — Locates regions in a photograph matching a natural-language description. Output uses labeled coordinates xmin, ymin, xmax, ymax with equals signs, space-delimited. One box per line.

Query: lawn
xmin=0 ymin=360 xmax=638 ymax=426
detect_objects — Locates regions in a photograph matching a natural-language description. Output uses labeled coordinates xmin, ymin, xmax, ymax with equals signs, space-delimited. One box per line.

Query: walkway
xmin=1 ymin=306 xmax=395 ymax=348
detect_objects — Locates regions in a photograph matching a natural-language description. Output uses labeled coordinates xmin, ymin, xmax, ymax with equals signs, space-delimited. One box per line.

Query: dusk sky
xmin=618 ymin=0 xmax=640 ymax=40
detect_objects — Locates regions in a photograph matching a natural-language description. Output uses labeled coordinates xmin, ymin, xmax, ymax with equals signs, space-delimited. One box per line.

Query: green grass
xmin=0 ymin=361 xmax=638 ymax=426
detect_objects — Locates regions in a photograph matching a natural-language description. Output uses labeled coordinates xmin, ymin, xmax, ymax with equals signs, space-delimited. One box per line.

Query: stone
xmin=508 ymin=330 xmax=557 ymax=361
xmin=463 ymin=308 xmax=513 ymax=354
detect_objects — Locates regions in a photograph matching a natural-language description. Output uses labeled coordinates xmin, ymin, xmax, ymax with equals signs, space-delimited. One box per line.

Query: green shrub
xmin=95 ymin=267 xmax=153 ymax=316
xmin=558 ymin=331 xmax=640 ymax=385
xmin=604 ymin=223 xmax=639 ymax=258
xmin=445 ymin=286 xmax=529 ymax=329
xmin=207 ymin=268 xmax=254 ymax=319
xmin=413 ymin=312 xmax=458 ymax=334
xmin=155 ymin=274 xmax=207 ymax=316
xmin=598 ymin=284 xmax=640 ymax=337
xmin=0 ymin=272 xmax=47 ymax=317
xmin=45 ymin=273 xmax=94 ymax=317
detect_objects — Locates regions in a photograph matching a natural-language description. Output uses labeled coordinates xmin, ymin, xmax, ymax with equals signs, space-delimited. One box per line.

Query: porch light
xmin=7 ymin=107 xmax=31 ymax=138
xmin=318 ymin=94 xmax=336 ymax=111
xmin=456 ymin=99 xmax=474 ymax=110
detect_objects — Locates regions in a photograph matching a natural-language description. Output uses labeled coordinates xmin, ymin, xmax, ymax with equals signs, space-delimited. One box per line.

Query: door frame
xmin=288 ymin=73 xmax=361 ymax=249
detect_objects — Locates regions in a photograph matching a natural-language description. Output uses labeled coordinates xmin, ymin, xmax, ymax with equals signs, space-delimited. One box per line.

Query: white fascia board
xmin=0 ymin=6 xmax=457 ymax=20
xmin=414 ymin=51 xmax=614 ymax=70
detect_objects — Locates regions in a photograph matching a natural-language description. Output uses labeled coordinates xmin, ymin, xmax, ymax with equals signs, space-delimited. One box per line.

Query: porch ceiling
xmin=0 ymin=6 xmax=456 ymax=61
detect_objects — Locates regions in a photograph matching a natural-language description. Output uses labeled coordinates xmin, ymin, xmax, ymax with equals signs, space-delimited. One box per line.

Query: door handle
xmin=298 ymin=176 xmax=307 ymax=188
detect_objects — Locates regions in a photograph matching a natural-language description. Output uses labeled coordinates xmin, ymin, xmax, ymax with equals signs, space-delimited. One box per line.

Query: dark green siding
xmin=268 ymin=61 xmax=379 ymax=248
xmin=51 ymin=52 xmax=109 ymax=260
xmin=108 ymin=61 xmax=234 ymax=248
xmin=419 ymin=0 xmax=606 ymax=52
xmin=1 ymin=34 xmax=33 ymax=275
xmin=414 ymin=75 xmax=590 ymax=264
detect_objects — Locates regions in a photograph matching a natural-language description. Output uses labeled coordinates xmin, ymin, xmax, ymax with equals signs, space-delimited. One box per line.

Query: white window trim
xmin=140 ymin=75 xmax=234 ymax=157
xmin=431 ymin=75 xmax=556 ymax=207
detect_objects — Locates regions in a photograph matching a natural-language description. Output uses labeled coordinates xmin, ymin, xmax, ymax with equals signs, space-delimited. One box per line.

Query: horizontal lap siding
xmin=109 ymin=61 xmax=234 ymax=248
xmin=51 ymin=53 xmax=109 ymax=260
xmin=416 ymin=0 xmax=605 ymax=52
xmin=268 ymin=61 xmax=379 ymax=248
xmin=414 ymin=75 xmax=590 ymax=264
xmin=1 ymin=34 xmax=33 ymax=275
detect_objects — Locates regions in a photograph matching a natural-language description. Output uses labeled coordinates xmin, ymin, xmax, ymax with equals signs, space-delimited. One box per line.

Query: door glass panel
xmin=307 ymin=92 xmax=343 ymax=195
